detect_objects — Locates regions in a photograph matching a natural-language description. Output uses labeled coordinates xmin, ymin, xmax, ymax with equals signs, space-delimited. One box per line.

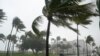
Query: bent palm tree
xmin=32 ymin=0 xmax=97 ymax=56
xmin=6 ymin=17 xmax=25 ymax=56
xmin=12 ymin=17 xmax=25 ymax=56
xmin=32 ymin=1 xmax=78 ymax=56
xmin=69 ymin=3 xmax=97 ymax=56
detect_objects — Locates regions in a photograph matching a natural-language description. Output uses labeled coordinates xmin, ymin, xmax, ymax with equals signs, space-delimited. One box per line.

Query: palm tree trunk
xmin=46 ymin=17 xmax=51 ymax=56
xmin=6 ymin=26 xmax=14 ymax=56
xmin=99 ymin=14 xmax=100 ymax=29
xmin=11 ymin=27 xmax=18 ymax=56
xmin=77 ymin=24 xmax=80 ymax=56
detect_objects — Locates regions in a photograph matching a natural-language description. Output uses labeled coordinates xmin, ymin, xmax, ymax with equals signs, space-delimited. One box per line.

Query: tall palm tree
xmin=70 ymin=3 xmax=97 ymax=56
xmin=32 ymin=1 xmax=80 ymax=56
xmin=32 ymin=0 xmax=97 ymax=56
xmin=11 ymin=17 xmax=25 ymax=56
xmin=6 ymin=17 xmax=25 ymax=56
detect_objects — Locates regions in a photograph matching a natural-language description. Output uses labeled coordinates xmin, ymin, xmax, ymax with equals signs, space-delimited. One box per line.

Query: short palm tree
xmin=10 ymin=35 xmax=17 ymax=52
xmin=86 ymin=35 xmax=94 ymax=56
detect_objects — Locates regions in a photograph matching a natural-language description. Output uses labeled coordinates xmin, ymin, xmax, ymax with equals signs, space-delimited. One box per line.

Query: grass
xmin=0 ymin=52 xmax=57 ymax=56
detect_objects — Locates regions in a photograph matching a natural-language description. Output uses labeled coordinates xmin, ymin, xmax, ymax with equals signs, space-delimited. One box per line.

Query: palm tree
xmin=86 ymin=35 xmax=94 ymax=56
xmin=70 ymin=3 xmax=98 ymax=56
xmin=51 ymin=38 xmax=55 ymax=44
xmin=6 ymin=17 xmax=25 ymax=56
xmin=6 ymin=34 xmax=12 ymax=56
xmin=32 ymin=1 xmax=79 ymax=56
xmin=32 ymin=1 xmax=97 ymax=56
xmin=10 ymin=35 xmax=17 ymax=53
xmin=11 ymin=17 xmax=25 ymax=56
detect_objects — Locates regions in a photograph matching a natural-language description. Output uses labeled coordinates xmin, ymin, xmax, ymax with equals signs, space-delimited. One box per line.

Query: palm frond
xmin=12 ymin=17 xmax=22 ymax=28
xmin=18 ymin=23 xmax=26 ymax=32
xmin=51 ymin=19 xmax=77 ymax=33
xmin=32 ymin=16 xmax=43 ymax=35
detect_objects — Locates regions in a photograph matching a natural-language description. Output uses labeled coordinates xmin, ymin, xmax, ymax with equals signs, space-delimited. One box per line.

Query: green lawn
xmin=0 ymin=53 xmax=57 ymax=56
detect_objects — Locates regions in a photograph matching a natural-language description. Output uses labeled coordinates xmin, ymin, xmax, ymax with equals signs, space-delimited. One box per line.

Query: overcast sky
xmin=0 ymin=0 xmax=100 ymax=51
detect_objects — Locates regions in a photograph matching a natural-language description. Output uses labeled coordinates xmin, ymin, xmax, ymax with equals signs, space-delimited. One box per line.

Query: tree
xmin=6 ymin=34 xmax=12 ymax=56
xmin=10 ymin=35 xmax=17 ymax=54
xmin=0 ymin=33 xmax=6 ymax=51
xmin=32 ymin=0 xmax=98 ymax=56
xmin=11 ymin=17 xmax=25 ymax=56
xmin=86 ymin=35 xmax=94 ymax=56
xmin=32 ymin=0 xmax=79 ymax=56
xmin=70 ymin=2 xmax=98 ymax=56
xmin=51 ymin=38 xmax=55 ymax=44
xmin=6 ymin=17 xmax=25 ymax=56
xmin=62 ymin=38 xmax=67 ymax=42
xmin=19 ymin=31 xmax=46 ymax=54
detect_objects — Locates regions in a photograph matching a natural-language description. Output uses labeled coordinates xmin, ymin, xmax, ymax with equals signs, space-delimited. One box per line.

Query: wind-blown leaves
xmin=12 ymin=17 xmax=25 ymax=32
xmin=32 ymin=16 xmax=42 ymax=35
xmin=0 ymin=34 xmax=5 ymax=42
xmin=10 ymin=35 xmax=17 ymax=44
xmin=0 ymin=9 xmax=6 ymax=24
xmin=12 ymin=17 xmax=22 ymax=28
xmin=17 ymin=23 xmax=26 ymax=32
